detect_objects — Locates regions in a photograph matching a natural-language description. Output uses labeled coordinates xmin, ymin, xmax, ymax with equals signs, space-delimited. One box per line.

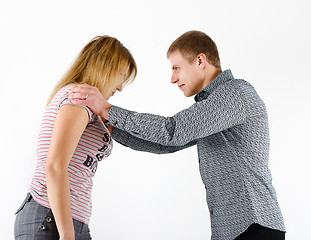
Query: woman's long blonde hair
xmin=47 ymin=35 xmax=137 ymax=104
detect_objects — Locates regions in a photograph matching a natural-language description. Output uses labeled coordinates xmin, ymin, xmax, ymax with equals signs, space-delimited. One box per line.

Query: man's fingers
xmin=68 ymin=84 xmax=102 ymax=114
xmin=70 ymin=83 xmax=92 ymax=94
xmin=68 ymin=92 xmax=86 ymax=100
xmin=70 ymin=98 xmax=86 ymax=105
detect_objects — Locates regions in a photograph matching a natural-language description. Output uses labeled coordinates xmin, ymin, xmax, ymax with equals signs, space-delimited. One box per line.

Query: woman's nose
xmin=117 ymin=84 xmax=123 ymax=92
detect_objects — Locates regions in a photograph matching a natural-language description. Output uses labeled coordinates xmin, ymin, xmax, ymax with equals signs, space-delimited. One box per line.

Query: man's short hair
xmin=167 ymin=30 xmax=221 ymax=69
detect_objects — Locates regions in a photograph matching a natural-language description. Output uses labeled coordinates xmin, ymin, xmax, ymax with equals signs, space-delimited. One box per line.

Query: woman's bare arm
xmin=46 ymin=104 xmax=89 ymax=240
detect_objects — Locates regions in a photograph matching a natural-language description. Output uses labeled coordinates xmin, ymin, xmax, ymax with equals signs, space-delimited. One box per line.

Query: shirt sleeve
xmin=112 ymin=128 xmax=196 ymax=154
xmin=108 ymin=83 xmax=246 ymax=146
xmin=59 ymin=98 xmax=96 ymax=123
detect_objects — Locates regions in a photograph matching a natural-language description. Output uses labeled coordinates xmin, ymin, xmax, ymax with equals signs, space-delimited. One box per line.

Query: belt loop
xmin=26 ymin=193 xmax=33 ymax=202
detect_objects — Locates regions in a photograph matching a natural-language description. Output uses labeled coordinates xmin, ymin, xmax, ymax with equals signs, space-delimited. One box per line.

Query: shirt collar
xmin=194 ymin=69 xmax=234 ymax=102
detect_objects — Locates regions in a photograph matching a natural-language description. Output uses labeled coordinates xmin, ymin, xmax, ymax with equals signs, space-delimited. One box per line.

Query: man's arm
xmin=69 ymin=83 xmax=246 ymax=147
xmin=108 ymin=84 xmax=246 ymax=146
xmin=112 ymin=127 xmax=197 ymax=154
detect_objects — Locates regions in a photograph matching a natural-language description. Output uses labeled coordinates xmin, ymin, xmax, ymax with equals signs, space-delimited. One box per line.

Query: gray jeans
xmin=14 ymin=193 xmax=92 ymax=240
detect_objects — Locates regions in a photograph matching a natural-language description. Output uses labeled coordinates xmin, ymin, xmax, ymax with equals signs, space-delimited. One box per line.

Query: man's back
xmin=196 ymin=72 xmax=285 ymax=239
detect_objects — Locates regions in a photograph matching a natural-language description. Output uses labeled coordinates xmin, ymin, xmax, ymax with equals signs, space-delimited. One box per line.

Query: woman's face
xmin=105 ymin=66 xmax=129 ymax=100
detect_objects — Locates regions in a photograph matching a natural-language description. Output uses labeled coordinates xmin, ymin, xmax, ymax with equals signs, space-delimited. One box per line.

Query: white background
xmin=1 ymin=0 xmax=310 ymax=239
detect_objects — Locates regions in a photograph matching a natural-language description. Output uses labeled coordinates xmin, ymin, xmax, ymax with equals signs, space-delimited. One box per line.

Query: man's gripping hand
xmin=68 ymin=84 xmax=112 ymax=121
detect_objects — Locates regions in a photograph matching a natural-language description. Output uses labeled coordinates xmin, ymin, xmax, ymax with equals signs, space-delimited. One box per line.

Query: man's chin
xmin=183 ymin=91 xmax=194 ymax=98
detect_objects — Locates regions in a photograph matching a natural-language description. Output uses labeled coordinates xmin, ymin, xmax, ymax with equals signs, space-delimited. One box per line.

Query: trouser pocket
xmin=14 ymin=196 xmax=59 ymax=239
xmin=34 ymin=208 xmax=59 ymax=238
xmin=15 ymin=193 xmax=32 ymax=215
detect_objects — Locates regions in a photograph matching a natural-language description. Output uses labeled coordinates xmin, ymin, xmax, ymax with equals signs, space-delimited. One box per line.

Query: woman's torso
xmin=29 ymin=84 xmax=113 ymax=224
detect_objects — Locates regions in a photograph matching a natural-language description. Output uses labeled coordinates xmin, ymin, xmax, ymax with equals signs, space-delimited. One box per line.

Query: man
xmin=69 ymin=31 xmax=285 ymax=240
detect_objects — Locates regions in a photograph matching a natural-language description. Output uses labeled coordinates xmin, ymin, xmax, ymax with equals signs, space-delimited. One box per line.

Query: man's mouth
xmin=178 ymin=84 xmax=185 ymax=89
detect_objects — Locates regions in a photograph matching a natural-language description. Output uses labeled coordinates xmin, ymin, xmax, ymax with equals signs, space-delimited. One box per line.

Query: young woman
xmin=14 ymin=35 xmax=137 ymax=240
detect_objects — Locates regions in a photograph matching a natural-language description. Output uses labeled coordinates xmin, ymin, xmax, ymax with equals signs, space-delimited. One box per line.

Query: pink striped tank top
xmin=29 ymin=84 xmax=113 ymax=224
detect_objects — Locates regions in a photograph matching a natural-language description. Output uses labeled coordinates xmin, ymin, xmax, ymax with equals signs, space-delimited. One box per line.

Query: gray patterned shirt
xmin=108 ymin=69 xmax=285 ymax=240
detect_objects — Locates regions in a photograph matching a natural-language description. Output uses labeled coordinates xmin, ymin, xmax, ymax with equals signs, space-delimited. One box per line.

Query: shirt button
xmin=46 ymin=217 xmax=52 ymax=222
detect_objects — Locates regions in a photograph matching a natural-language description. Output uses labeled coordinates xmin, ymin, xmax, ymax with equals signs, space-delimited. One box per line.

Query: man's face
xmin=169 ymin=51 xmax=204 ymax=97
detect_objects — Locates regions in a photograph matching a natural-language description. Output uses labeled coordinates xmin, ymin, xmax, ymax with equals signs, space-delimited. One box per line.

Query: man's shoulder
xmin=226 ymin=77 xmax=251 ymax=87
xmin=227 ymin=78 xmax=267 ymax=115
xmin=223 ymin=78 xmax=257 ymax=96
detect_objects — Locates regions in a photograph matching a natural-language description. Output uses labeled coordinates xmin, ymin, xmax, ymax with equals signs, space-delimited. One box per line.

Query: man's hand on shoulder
xmin=69 ymin=84 xmax=112 ymax=121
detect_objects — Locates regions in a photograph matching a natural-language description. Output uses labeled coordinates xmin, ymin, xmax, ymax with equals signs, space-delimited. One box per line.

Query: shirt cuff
xmin=108 ymin=105 xmax=131 ymax=130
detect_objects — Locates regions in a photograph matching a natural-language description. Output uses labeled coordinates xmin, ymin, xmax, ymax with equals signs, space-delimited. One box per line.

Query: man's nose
xmin=171 ymin=73 xmax=178 ymax=84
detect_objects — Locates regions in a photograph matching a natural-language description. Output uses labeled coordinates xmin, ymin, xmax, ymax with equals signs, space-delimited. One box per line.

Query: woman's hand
xmin=69 ymin=84 xmax=113 ymax=121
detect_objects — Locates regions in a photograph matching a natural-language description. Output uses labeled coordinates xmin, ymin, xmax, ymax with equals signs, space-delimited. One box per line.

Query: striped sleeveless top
xmin=29 ymin=84 xmax=113 ymax=224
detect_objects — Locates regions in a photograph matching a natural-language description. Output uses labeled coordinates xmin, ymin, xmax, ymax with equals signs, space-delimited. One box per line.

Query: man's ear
xmin=197 ymin=53 xmax=207 ymax=67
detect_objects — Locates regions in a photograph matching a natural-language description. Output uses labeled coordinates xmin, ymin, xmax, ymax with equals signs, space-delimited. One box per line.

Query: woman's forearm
xmin=46 ymin=163 xmax=74 ymax=240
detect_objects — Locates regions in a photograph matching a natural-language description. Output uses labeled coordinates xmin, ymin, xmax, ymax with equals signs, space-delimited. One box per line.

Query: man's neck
xmin=203 ymin=68 xmax=222 ymax=90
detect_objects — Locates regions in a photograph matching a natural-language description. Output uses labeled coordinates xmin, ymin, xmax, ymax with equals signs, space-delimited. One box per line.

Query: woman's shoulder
xmin=54 ymin=84 xmax=97 ymax=123
xmin=50 ymin=84 xmax=74 ymax=103
xmin=58 ymin=83 xmax=74 ymax=96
